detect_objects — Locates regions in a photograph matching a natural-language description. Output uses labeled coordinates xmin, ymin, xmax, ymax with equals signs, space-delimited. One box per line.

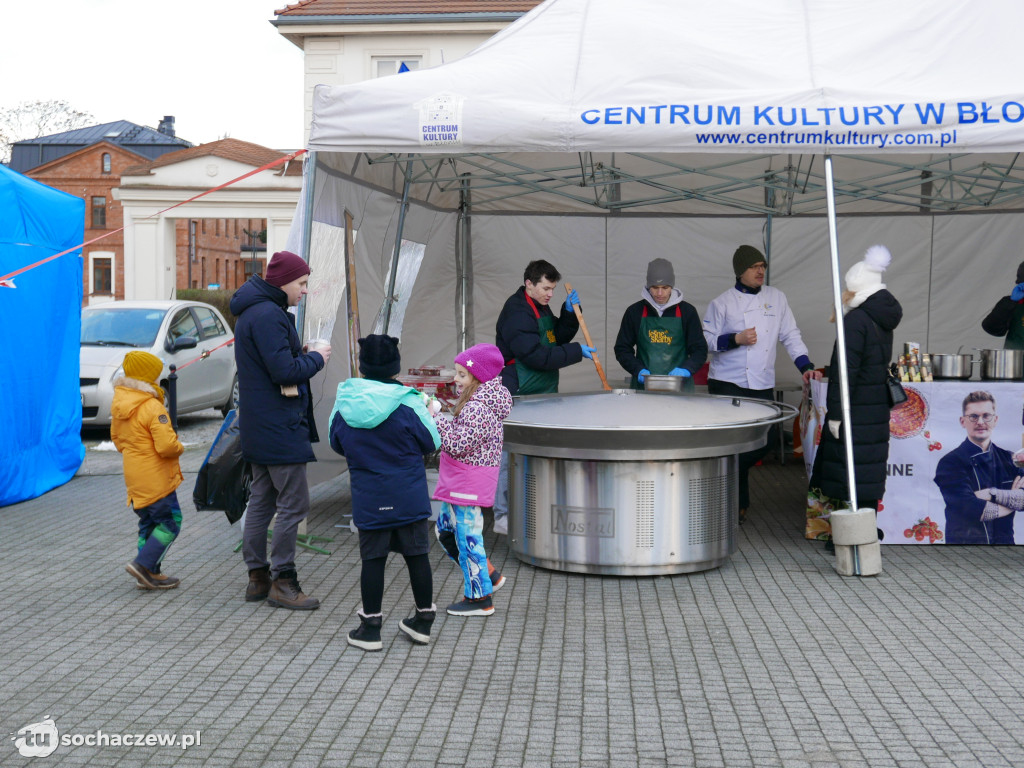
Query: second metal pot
xmin=929 ymin=353 xmax=975 ymax=380
xmin=980 ymin=348 xmax=1024 ymax=380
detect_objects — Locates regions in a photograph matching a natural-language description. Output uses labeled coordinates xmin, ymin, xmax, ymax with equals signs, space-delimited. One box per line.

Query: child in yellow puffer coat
xmin=110 ymin=351 xmax=185 ymax=590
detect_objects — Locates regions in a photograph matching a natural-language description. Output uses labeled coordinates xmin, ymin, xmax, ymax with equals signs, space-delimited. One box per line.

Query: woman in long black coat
xmin=810 ymin=245 xmax=903 ymax=517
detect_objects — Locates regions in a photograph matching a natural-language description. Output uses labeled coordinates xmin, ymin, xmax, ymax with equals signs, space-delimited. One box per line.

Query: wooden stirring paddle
xmin=564 ymin=282 xmax=611 ymax=391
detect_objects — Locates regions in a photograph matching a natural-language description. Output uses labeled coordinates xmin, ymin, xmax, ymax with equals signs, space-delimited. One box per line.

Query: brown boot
xmin=246 ymin=566 xmax=271 ymax=602
xmin=267 ymin=570 xmax=319 ymax=610
xmin=126 ymin=561 xmax=180 ymax=590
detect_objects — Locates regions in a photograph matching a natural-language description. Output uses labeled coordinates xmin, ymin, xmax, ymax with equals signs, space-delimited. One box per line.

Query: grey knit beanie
xmin=646 ymin=258 xmax=675 ymax=288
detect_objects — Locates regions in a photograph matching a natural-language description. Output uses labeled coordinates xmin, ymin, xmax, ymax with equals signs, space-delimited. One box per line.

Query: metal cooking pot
xmin=980 ymin=349 xmax=1024 ymax=380
xmin=643 ymin=374 xmax=683 ymax=393
xmin=929 ymin=353 xmax=975 ymax=380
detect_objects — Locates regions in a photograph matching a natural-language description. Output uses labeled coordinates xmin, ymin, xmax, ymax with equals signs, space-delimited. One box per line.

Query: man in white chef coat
xmin=702 ymin=244 xmax=820 ymax=524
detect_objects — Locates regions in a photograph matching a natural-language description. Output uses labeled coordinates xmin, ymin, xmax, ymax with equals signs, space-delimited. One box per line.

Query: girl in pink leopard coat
xmin=430 ymin=343 xmax=513 ymax=617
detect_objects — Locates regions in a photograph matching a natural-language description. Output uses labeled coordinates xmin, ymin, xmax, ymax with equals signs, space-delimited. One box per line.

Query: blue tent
xmin=0 ymin=164 xmax=85 ymax=506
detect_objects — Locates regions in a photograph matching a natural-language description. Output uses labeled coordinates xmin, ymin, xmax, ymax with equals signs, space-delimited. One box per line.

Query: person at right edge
xmin=981 ymin=259 xmax=1024 ymax=349
xmin=230 ymin=250 xmax=330 ymax=610
xmin=703 ymin=245 xmax=820 ymax=525
xmin=614 ymin=257 xmax=707 ymax=392
xmin=809 ymin=245 xmax=903 ymax=550
xmin=492 ymin=259 xmax=595 ymax=534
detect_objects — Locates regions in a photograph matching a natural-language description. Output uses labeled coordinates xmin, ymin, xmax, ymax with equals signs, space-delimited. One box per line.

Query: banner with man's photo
xmin=803 ymin=380 xmax=1024 ymax=545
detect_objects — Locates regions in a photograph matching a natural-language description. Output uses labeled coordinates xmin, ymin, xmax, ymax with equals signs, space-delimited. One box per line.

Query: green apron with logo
xmin=1006 ymin=303 xmax=1024 ymax=350
xmin=634 ymin=305 xmax=693 ymax=392
xmin=515 ymin=296 xmax=560 ymax=395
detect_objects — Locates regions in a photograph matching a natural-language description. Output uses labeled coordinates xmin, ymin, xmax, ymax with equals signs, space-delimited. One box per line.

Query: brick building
xmin=14 ymin=118 xmax=271 ymax=303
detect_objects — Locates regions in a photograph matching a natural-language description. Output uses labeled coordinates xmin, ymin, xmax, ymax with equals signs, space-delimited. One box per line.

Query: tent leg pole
xmin=382 ymin=158 xmax=413 ymax=334
xmin=296 ymin=151 xmax=318 ymax=342
xmin=457 ymin=173 xmax=473 ymax=352
xmin=825 ymin=156 xmax=875 ymax=576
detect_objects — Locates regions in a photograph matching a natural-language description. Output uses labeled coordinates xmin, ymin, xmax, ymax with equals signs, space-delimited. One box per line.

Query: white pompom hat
xmin=844 ymin=245 xmax=891 ymax=307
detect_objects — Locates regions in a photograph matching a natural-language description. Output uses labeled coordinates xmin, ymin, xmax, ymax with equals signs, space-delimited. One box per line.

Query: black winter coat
xmin=811 ymin=289 xmax=902 ymax=504
xmin=229 ymin=276 xmax=325 ymax=465
xmin=495 ymin=286 xmax=582 ymax=395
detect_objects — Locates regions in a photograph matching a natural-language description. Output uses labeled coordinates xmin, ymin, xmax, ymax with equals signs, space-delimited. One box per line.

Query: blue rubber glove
xmin=1012 ymin=282 xmax=1024 ymax=302
xmin=637 ymin=368 xmax=651 ymax=383
xmin=581 ymin=344 xmax=596 ymax=360
xmin=565 ymin=289 xmax=580 ymax=313
xmin=669 ymin=367 xmax=691 ymax=377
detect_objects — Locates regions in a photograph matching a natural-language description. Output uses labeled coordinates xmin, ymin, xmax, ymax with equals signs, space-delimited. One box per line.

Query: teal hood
xmin=330 ymin=378 xmax=441 ymax=449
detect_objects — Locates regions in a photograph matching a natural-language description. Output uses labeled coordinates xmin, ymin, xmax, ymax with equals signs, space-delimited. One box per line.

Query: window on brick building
xmin=101 ymin=153 xmax=111 ymax=173
xmin=91 ymin=197 xmax=106 ymax=228
xmin=92 ymin=257 xmax=112 ymax=295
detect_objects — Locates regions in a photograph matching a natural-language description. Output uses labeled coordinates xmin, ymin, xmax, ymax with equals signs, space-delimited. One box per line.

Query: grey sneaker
xmin=447 ymin=595 xmax=494 ymax=616
xmin=489 ymin=569 xmax=506 ymax=592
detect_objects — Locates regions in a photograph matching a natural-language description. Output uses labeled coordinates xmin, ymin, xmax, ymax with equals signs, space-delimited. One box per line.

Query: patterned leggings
xmin=133 ymin=490 xmax=182 ymax=573
xmin=436 ymin=502 xmax=493 ymax=599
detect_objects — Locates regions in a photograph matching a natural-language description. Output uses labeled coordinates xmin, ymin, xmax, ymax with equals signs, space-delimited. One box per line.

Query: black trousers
xmin=707 ymin=379 xmax=776 ymax=510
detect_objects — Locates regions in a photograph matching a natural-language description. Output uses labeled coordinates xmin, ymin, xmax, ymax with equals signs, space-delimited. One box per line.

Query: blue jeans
xmin=436 ymin=502 xmax=493 ymax=599
xmin=133 ymin=490 xmax=182 ymax=572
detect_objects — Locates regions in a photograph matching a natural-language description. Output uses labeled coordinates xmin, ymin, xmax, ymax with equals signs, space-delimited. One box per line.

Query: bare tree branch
xmin=0 ymin=99 xmax=94 ymax=164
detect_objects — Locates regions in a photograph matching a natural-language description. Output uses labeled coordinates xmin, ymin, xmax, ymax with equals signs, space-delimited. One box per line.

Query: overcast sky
xmin=3 ymin=0 xmax=304 ymax=150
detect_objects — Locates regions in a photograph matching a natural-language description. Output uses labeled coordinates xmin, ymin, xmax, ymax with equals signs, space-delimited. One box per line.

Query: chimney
xmin=157 ymin=116 xmax=176 ymax=138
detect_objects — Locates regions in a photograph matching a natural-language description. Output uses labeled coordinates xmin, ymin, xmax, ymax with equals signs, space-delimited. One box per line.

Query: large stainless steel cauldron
xmin=502 ymin=390 xmax=797 ymax=576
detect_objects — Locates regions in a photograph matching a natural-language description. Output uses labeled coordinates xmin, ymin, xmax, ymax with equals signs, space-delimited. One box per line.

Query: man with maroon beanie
xmin=230 ymin=250 xmax=331 ymax=609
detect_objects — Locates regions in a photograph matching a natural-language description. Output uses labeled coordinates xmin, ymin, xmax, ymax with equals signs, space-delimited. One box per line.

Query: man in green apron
xmin=614 ymin=258 xmax=708 ymax=392
xmin=492 ymin=259 xmax=596 ymax=533
xmin=982 ymin=259 xmax=1024 ymax=350
xmin=495 ymin=259 xmax=595 ymax=396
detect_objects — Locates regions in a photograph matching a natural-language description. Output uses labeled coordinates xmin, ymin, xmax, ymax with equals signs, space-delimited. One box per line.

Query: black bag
xmin=886 ymin=363 xmax=908 ymax=408
xmin=867 ymin=319 xmax=907 ymax=409
xmin=193 ymin=409 xmax=251 ymax=524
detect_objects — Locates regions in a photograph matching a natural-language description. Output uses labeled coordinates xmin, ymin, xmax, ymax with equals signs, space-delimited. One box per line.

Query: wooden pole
xmin=564 ymin=282 xmax=611 ymax=391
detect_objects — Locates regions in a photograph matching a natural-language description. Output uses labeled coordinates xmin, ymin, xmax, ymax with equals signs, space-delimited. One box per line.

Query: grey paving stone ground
xmin=3 ymin=432 xmax=1024 ymax=767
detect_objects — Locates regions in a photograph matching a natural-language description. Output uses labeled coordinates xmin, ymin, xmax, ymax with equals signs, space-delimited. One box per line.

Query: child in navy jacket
xmin=329 ymin=335 xmax=441 ymax=651
xmin=430 ymin=343 xmax=513 ymax=617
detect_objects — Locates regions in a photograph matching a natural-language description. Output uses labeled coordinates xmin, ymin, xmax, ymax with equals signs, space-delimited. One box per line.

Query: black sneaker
xmin=347 ymin=611 xmax=383 ymax=651
xmin=398 ymin=605 xmax=436 ymax=645
xmin=447 ymin=595 xmax=494 ymax=616
xmin=489 ymin=569 xmax=506 ymax=592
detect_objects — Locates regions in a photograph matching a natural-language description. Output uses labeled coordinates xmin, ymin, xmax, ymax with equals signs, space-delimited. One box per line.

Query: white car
xmin=80 ymin=300 xmax=238 ymax=426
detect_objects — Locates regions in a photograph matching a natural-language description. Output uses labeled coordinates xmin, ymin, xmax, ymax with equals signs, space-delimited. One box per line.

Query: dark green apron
xmin=633 ymin=305 xmax=693 ymax=392
xmin=1006 ymin=303 xmax=1024 ymax=350
xmin=514 ymin=295 xmax=560 ymax=395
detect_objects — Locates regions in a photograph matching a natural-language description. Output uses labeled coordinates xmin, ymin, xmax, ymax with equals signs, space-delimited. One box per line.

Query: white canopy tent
xmin=292 ymin=0 xmax=1024 ymax=511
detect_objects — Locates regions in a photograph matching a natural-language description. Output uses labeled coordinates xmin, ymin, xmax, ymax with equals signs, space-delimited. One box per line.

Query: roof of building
xmin=17 ymin=120 xmax=191 ymax=149
xmin=8 ymin=119 xmax=192 ymax=173
xmin=25 ymin=141 xmax=150 ymax=176
xmin=275 ymin=1 xmax=542 ymax=18
xmin=121 ymin=138 xmax=303 ymax=177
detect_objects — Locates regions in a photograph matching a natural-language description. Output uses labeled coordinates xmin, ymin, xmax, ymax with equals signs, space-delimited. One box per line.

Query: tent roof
xmin=306 ymin=0 xmax=1024 ymax=215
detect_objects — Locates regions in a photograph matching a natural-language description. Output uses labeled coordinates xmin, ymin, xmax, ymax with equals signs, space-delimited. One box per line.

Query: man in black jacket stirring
xmin=230 ymin=251 xmax=330 ymax=609
xmin=491 ymin=259 xmax=595 ymax=533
